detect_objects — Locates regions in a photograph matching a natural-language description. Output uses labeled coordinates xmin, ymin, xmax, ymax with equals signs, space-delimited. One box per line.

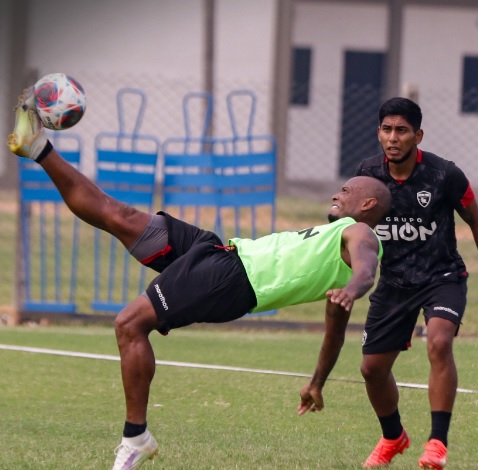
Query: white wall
xmin=288 ymin=1 xmax=478 ymax=184
xmin=215 ymin=0 xmax=276 ymax=139
xmin=25 ymin=0 xmax=204 ymax=176
xmin=401 ymin=5 xmax=478 ymax=178
xmin=289 ymin=1 xmax=387 ymax=181
xmin=5 ymin=1 xmax=478 ymax=185
xmin=28 ymin=0 xmax=203 ymax=78
xmin=20 ymin=0 xmax=276 ymax=176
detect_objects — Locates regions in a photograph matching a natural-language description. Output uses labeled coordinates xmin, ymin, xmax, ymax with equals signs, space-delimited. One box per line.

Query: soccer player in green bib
xmin=8 ymin=87 xmax=391 ymax=470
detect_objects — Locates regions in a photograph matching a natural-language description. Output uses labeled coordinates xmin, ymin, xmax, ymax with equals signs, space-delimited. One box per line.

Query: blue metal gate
xmin=17 ymin=133 xmax=82 ymax=313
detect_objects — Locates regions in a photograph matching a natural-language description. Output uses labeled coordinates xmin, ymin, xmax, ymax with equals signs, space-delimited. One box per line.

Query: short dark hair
xmin=378 ymin=97 xmax=422 ymax=131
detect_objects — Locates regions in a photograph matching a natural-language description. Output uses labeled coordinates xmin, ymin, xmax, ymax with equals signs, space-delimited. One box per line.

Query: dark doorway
xmin=339 ymin=50 xmax=385 ymax=177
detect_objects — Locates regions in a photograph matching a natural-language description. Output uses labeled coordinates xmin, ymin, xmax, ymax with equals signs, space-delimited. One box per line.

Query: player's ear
xmin=415 ymin=129 xmax=424 ymax=144
xmin=362 ymin=197 xmax=377 ymax=212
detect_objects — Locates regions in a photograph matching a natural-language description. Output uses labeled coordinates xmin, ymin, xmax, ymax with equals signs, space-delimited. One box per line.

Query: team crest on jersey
xmin=417 ymin=191 xmax=431 ymax=208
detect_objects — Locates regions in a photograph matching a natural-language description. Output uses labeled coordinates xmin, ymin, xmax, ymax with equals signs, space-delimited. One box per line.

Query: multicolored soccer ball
xmin=33 ymin=73 xmax=86 ymax=130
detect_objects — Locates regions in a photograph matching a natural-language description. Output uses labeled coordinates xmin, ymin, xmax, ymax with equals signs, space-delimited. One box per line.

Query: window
xmin=290 ymin=47 xmax=312 ymax=106
xmin=462 ymin=56 xmax=478 ymax=113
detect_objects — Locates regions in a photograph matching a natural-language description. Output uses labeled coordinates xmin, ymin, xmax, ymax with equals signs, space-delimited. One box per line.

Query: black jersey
xmin=355 ymin=150 xmax=472 ymax=289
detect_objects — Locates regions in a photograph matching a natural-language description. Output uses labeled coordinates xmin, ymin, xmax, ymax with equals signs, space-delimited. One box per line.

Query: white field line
xmin=0 ymin=343 xmax=476 ymax=394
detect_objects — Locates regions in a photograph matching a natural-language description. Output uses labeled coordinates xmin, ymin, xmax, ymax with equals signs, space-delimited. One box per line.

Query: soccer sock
xmin=378 ymin=409 xmax=403 ymax=440
xmin=123 ymin=421 xmax=147 ymax=438
xmin=35 ymin=140 xmax=52 ymax=163
xmin=429 ymin=411 xmax=451 ymax=447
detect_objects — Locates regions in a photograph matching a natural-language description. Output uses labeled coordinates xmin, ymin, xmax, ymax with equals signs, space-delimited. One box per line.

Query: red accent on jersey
xmin=141 ymin=244 xmax=172 ymax=265
xmin=215 ymin=244 xmax=236 ymax=251
xmin=387 ymin=149 xmax=422 ymax=184
xmin=461 ymin=182 xmax=475 ymax=208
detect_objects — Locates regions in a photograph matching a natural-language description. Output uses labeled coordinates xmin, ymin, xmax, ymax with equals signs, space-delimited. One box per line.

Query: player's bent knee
xmin=115 ymin=296 xmax=159 ymax=339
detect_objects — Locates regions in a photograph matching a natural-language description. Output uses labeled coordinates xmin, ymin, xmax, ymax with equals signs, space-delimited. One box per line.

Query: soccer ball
xmin=33 ymin=73 xmax=87 ymax=130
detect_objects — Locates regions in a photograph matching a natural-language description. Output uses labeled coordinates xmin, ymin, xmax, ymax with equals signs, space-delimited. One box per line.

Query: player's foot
xmin=6 ymin=87 xmax=48 ymax=160
xmin=112 ymin=430 xmax=159 ymax=470
xmin=418 ymin=439 xmax=447 ymax=469
xmin=363 ymin=429 xmax=410 ymax=467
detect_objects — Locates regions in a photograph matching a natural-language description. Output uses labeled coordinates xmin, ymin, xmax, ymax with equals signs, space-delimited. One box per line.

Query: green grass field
xmin=0 ymin=326 xmax=477 ymax=469
xmin=0 ymin=189 xmax=477 ymax=469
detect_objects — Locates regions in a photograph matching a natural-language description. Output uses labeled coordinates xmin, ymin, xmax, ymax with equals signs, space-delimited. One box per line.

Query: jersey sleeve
xmin=446 ymin=162 xmax=475 ymax=209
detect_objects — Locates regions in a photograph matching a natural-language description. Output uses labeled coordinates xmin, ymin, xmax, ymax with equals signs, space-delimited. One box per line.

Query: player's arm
xmin=298 ymin=223 xmax=381 ymax=416
xmin=298 ymin=299 xmax=350 ymax=415
xmin=448 ymin=167 xmax=478 ymax=251
xmin=326 ymin=223 xmax=380 ymax=312
xmin=457 ymin=199 xmax=478 ymax=251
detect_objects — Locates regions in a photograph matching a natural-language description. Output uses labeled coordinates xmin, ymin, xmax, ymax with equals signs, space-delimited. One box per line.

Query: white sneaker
xmin=112 ymin=430 xmax=159 ymax=470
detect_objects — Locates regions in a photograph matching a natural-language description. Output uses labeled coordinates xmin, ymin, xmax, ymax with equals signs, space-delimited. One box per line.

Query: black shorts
xmin=145 ymin=213 xmax=257 ymax=335
xmin=362 ymin=274 xmax=467 ymax=354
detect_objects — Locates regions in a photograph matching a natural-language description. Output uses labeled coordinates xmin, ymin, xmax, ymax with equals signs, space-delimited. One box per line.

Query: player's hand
xmin=326 ymin=288 xmax=354 ymax=312
xmin=298 ymin=383 xmax=324 ymax=415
